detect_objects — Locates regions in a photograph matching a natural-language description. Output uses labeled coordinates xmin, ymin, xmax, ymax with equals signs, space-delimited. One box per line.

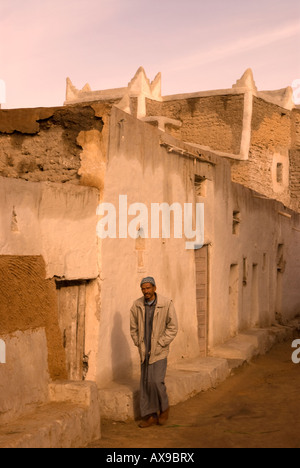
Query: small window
xmin=277 ymin=244 xmax=285 ymax=272
xmin=276 ymin=163 xmax=283 ymax=184
xmin=233 ymin=211 xmax=241 ymax=235
xmin=243 ymin=257 xmax=248 ymax=286
xmin=195 ymin=175 xmax=207 ymax=197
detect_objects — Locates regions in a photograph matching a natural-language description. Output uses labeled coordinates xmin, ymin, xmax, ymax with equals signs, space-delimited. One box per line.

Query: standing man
xmin=130 ymin=277 xmax=178 ymax=428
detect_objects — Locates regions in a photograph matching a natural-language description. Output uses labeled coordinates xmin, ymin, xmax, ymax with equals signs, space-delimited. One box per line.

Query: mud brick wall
xmin=145 ymin=94 xmax=245 ymax=154
xmin=0 ymin=103 xmax=110 ymax=185
xmin=231 ymin=96 xmax=294 ymax=209
xmin=251 ymin=97 xmax=292 ymax=152
xmin=0 ymin=255 xmax=66 ymax=379
xmin=290 ymin=109 xmax=300 ymax=212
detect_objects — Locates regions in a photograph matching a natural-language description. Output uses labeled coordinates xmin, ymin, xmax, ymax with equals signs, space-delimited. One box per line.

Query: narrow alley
xmin=88 ymin=337 xmax=300 ymax=449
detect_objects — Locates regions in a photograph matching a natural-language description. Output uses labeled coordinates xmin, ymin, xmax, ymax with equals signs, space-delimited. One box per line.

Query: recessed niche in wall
xmin=251 ymin=263 xmax=259 ymax=326
xmin=233 ymin=211 xmax=241 ymax=235
xmin=11 ymin=206 xmax=19 ymax=232
xmin=195 ymin=175 xmax=207 ymax=197
xmin=243 ymin=257 xmax=248 ymax=286
xmin=229 ymin=264 xmax=239 ymax=337
xmin=276 ymin=163 xmax=283 ymax=184
xmin=272 ymin=155 xmax=289 ymax=193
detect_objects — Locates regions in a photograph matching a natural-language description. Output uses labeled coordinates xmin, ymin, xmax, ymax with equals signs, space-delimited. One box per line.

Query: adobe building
xmin=0 ymin=68 xmax=299 ymax=446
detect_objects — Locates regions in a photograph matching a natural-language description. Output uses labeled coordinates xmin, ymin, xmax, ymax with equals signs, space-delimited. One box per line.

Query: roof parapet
xmin=65 ymin=67 xmax=295 ymax=113
xmin=232 ymin=68 xmax=258 ymax=93
xmin=65 ymin=67 xmax=162 ymax=118
xmin=259 ymin=86 xmax=294 ymax=111
xmin=232 ymin=69 xmax=294 ymax=110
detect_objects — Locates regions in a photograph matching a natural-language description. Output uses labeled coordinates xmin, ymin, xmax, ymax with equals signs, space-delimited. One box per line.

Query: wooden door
xmin=195 ymin=245 xmax=208 ymax=356
xmin=56 ymin=280 xmax=87 ymax=380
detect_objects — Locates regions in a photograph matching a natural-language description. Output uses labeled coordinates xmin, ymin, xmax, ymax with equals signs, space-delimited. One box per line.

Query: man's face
xmin=141 ymin=283 xmax=156 ymax=301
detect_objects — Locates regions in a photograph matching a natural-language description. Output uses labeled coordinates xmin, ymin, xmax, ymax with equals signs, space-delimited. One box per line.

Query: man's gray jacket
xmin=130 ymin=294 xmax=178 ymax=365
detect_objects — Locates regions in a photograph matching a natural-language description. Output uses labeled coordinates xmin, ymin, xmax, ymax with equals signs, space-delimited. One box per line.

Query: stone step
xmin=98 ymin=357 xmax=230 ymax=421
xmin=98 ymin=324 xmax=295 ymax=422
xmin=0 ymin=381 xmax=100 ymax=448
xmin=210 ymin=325 xmax=294 ymax=369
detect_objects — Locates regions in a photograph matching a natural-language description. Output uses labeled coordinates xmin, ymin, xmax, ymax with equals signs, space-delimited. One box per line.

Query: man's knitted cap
xmin=140 ymin=276 xmax=156 ymax=287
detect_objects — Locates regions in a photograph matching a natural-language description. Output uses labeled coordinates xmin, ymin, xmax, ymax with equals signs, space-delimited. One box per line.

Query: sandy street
xmin=88 ymin=337 xmax=300 ymax=449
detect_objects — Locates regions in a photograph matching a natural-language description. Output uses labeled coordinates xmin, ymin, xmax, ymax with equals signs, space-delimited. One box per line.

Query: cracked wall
xmin=0 ymin=102 xmax=110 ymax=399
xmin=0 ymin=103 xmax=110 ymax=189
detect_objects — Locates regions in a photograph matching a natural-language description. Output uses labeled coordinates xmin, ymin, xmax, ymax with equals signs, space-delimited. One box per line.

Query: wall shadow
xmin=111 ymin=312 xmax=133 ymax=383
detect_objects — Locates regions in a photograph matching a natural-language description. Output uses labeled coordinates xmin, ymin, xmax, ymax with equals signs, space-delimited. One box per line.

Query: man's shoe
xmin=138 ymin=415 xmax=158 ymax=428
xmin=158 ymin=408 xmax=169 ymax=425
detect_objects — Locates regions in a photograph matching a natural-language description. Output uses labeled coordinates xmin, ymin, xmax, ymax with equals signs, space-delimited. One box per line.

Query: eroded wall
xmin=0 ymin=255 xmax=66 ymax=379
xmin=0 ymin=178 xmax=101 ymax=409
xmin=230 ymin=99 xmax=299 ymax=211
xmin=0 ymin=104 xmax=110 ymax=187
xmin=145 ymin=95 xmax=244 ymax=154
xmin=0 ymin=104 xmax=109 ymax=418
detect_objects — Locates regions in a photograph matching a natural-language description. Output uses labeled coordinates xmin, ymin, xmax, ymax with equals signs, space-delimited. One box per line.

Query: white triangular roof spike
xmin=129 ymin=68 xmax=162 ymax=100
xmin=128 ymin=67 xmax=152 ymax=95
xmin=129 ymin=66 xmax=148 ymax=83
xmin=66 ymin=77 xmax=79 ymax=100
xmin=282 ymin=86 xmax=294 ymax=110
xmin=233 ymin=68 xmax=257 ymax=92
xmin=150 ymin=72 xmax=162 ymax=99
xmin=66 ymin=77 xmax=77 ymax=91
xmin=82 ymin=83 xmax=92 ymax=92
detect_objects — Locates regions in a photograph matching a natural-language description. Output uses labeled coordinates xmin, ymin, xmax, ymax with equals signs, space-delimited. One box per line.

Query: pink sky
xmin=0 ymin=0 xmax=300 ymax=109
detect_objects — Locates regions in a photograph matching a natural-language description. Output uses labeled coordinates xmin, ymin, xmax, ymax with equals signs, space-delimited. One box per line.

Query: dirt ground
xmin=88 ymin=337 xmax=300 ymax=449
